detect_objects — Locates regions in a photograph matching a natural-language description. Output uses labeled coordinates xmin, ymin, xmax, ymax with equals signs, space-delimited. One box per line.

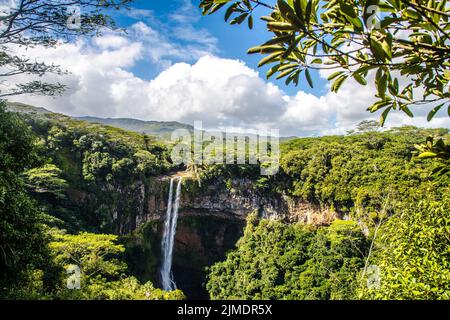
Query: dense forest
xmin=0 ymin=102 xmax=183 ymax=299
xmin=1 ymin=0 xmax=450 ymax=305
xmin=1 ymin=101 xmax=448 ymax=300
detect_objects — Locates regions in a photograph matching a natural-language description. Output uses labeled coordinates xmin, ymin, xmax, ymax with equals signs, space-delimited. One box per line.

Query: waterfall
xmin=160 ymin=177 xmax=182 ymax=291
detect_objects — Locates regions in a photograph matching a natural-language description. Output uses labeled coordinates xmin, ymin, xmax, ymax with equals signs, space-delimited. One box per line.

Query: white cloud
xmin=94 ymin=35 xmax=130 ymax=50
xmin=0 ymin=0 xmax=16 ymax=13
xmin=124 ymin=8 xmax=154 ymax=20
xmin=281 ymin=92 xmax=335 ymax=133
xmin=144 ymin=56 xmax=286 ymax=128
xmin=2 ymin=0 xmax=448 ymax=137
xmin=7 ymin=32 xmax=449 ymax=137
xmin=120 ymin=0 xmax=218 ymax=66
xmin=7 ymin=41 xmax=288 ymax=130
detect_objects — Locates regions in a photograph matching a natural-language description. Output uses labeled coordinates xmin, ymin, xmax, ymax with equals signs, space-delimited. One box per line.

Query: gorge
xmin=4 ymin=103 xmax=447 ymax=300
xmin=116 ymin=175 xmax=340 ymax=299
xmin=2 ymin=0 xmax=450 ymax=302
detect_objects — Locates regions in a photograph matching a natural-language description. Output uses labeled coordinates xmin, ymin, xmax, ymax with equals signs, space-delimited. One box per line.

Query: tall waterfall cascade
xmin=160 ymin=177 xmax=182 ymax=291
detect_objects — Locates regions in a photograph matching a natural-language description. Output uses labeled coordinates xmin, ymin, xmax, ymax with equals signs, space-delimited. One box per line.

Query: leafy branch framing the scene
xmin=415 ymin=135 xmax=450 ymax=178
xmin=199 ymin=0 xmax=450 ymax=125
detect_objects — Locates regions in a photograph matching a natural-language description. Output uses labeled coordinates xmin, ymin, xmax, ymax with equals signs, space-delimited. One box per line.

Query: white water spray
xmin=160 ymin=177 xmax=182 ymax=291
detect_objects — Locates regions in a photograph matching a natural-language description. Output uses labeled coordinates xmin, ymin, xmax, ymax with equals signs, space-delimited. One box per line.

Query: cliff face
xmin=107 ymin=176 xmax=339 ymax=235
xmin=109 ymin=174 xmax=340 ymax=298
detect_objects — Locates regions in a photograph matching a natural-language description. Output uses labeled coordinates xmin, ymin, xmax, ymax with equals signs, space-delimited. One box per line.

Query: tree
xmin=25 ymin=164 xmax=68 ymax=199
xmin=206 ymin=213 xmax=368 ymax=300
xmin=0 ymin=0 xmax=132 ymax=97
xmin=415 ymin=136 xmax=450 ymax=180
xmin=49 ymin=231 xmax=127 ymax=281
xmin=355 ymin=120 xmax=380 ymax=133
xmin=199 ymin=0 xmax=450 ymax=125
xmin=359 ymin=192 xmax=450 ymax=299
xmin=0 ymin=101 xmax=52 ymax=297
xmin=49 ymin=230 xmax=185 ymax=300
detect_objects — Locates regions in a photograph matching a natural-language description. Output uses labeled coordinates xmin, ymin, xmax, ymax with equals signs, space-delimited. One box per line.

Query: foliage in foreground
xmin=207 ymin=189 xmax=450 ymax=300
xmin=47 ymin=231 xmax=184 ymax=300
xmin=200 ymin=0 xmax=450 ymax=124
xmin=0 ymin=102 xmax=182 ymax=300
xmin=415 ymin=136 xmax=450 ymax=180
xmin=0 ymin=103 xmax=52 ymax=297
xmin=360 ymin=189 xmax=450 ymax=300
xmin=206 ymin=213 xmax=369 ymax=300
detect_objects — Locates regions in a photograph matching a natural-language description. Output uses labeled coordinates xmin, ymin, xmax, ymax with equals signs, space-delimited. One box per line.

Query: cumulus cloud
xmin=3 ymin=0 xmax=448 ymax=136
xmin=8 ymin=38 xmax=287 ymax=131
xmin=8 ymin=32 xmax=449 ymax=136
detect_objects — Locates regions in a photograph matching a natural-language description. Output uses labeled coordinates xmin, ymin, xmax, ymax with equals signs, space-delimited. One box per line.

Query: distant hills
xmin=6 ymin=102 xmax=194 ymax=140
xmin=5 ymin=101 xmax=297 ymax=141
xmin=76 ymin=116 xmax=194 ymax=139
xmin=6 ymin=101 xmax=53 ymax=115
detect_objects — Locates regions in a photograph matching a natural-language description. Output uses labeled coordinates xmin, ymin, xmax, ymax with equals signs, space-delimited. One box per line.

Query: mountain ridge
xmin=5 ymin=101 xmax=194 ymax=140
xmin=76 ymin=115 xmax=194 ymax=138
xmin=5 ymin=101 xmax=297 ymax=141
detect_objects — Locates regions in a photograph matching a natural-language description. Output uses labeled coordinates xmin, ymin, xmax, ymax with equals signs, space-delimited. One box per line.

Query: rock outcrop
xmin=108 ymin=175 xmax=338 ymax=235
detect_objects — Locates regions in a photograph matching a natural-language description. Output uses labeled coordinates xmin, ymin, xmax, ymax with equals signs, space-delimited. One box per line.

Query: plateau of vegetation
xmin=0 ymin=0 xmax=449 ymax=301
xmin=1 ymin=101 xmax=448 ymax=299
xmin=0 ymin=102 xmax=184 ymax=299
xmin=200 ymin=0 xmax=450 ymax=174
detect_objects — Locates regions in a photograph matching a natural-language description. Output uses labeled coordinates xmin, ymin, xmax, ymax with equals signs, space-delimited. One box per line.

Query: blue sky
xmin=9 ymin=0 xmax=449 ymax=136
xmin=112 ymin=0 xmax=327 ymax=97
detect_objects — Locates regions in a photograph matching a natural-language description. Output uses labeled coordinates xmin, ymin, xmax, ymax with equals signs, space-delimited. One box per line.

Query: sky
xmin=3 ymin=0 xmax=449 ymax=136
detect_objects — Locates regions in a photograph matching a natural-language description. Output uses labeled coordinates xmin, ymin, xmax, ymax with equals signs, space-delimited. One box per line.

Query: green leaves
xmin=365 ymin=194 xmax=450 ymax=300
xmin=353 ymin=73 xmax=367 ymax=85
xmin=267 ymin=21 xmax=298 ymax=31
xmin=305 ymin=68 xmax=313 ymax=88
xmin=202 ymin=0 xmax=255 ymax=28
xmin=224 ymin=3 xmax=236 ymax=21
xmin=25 ymin=164 xmax=68 ymax=199
xmin=340 ymin=3 xmax=364 ymax=31
xmin=258 ymin=51 xmax=284 ymax=67
xmin=248 ymin=14 xmax=254 ymax=29
xmin=414 ymin=136 xmax=450 ymax=180
xmin=418 ymin=151 xmax=438 ymax=159
xmin=369 ymin=33 xmax=393 ymax=62
xmin=200 ymin=0 xmax=232 ymax=15
xmin=230 ymin=12 xmax=249 ymax=24
xmin=375 ymin=68 xmax=387 ymax=99
xmin=0 ymin=102 xmax=54 ymax=298
xmin=247 ymin=44 xmax=283 ymax=54
xmin=427 ymin=103 xmax=445 ymax=121
xmin=207 ymin=215 xmax=367 ymax=300
xmin=379 ymin=106 xmax=392 ymax=126
xmin=331 ymin=73 xmax=348 ymax=92
xmin=278 ymin=0 xmax=296 ymax=19
xmin=328 ymin=70 xmax=345 ymax=81
xmin=199 ymin=0 xmax=450 ymax=123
